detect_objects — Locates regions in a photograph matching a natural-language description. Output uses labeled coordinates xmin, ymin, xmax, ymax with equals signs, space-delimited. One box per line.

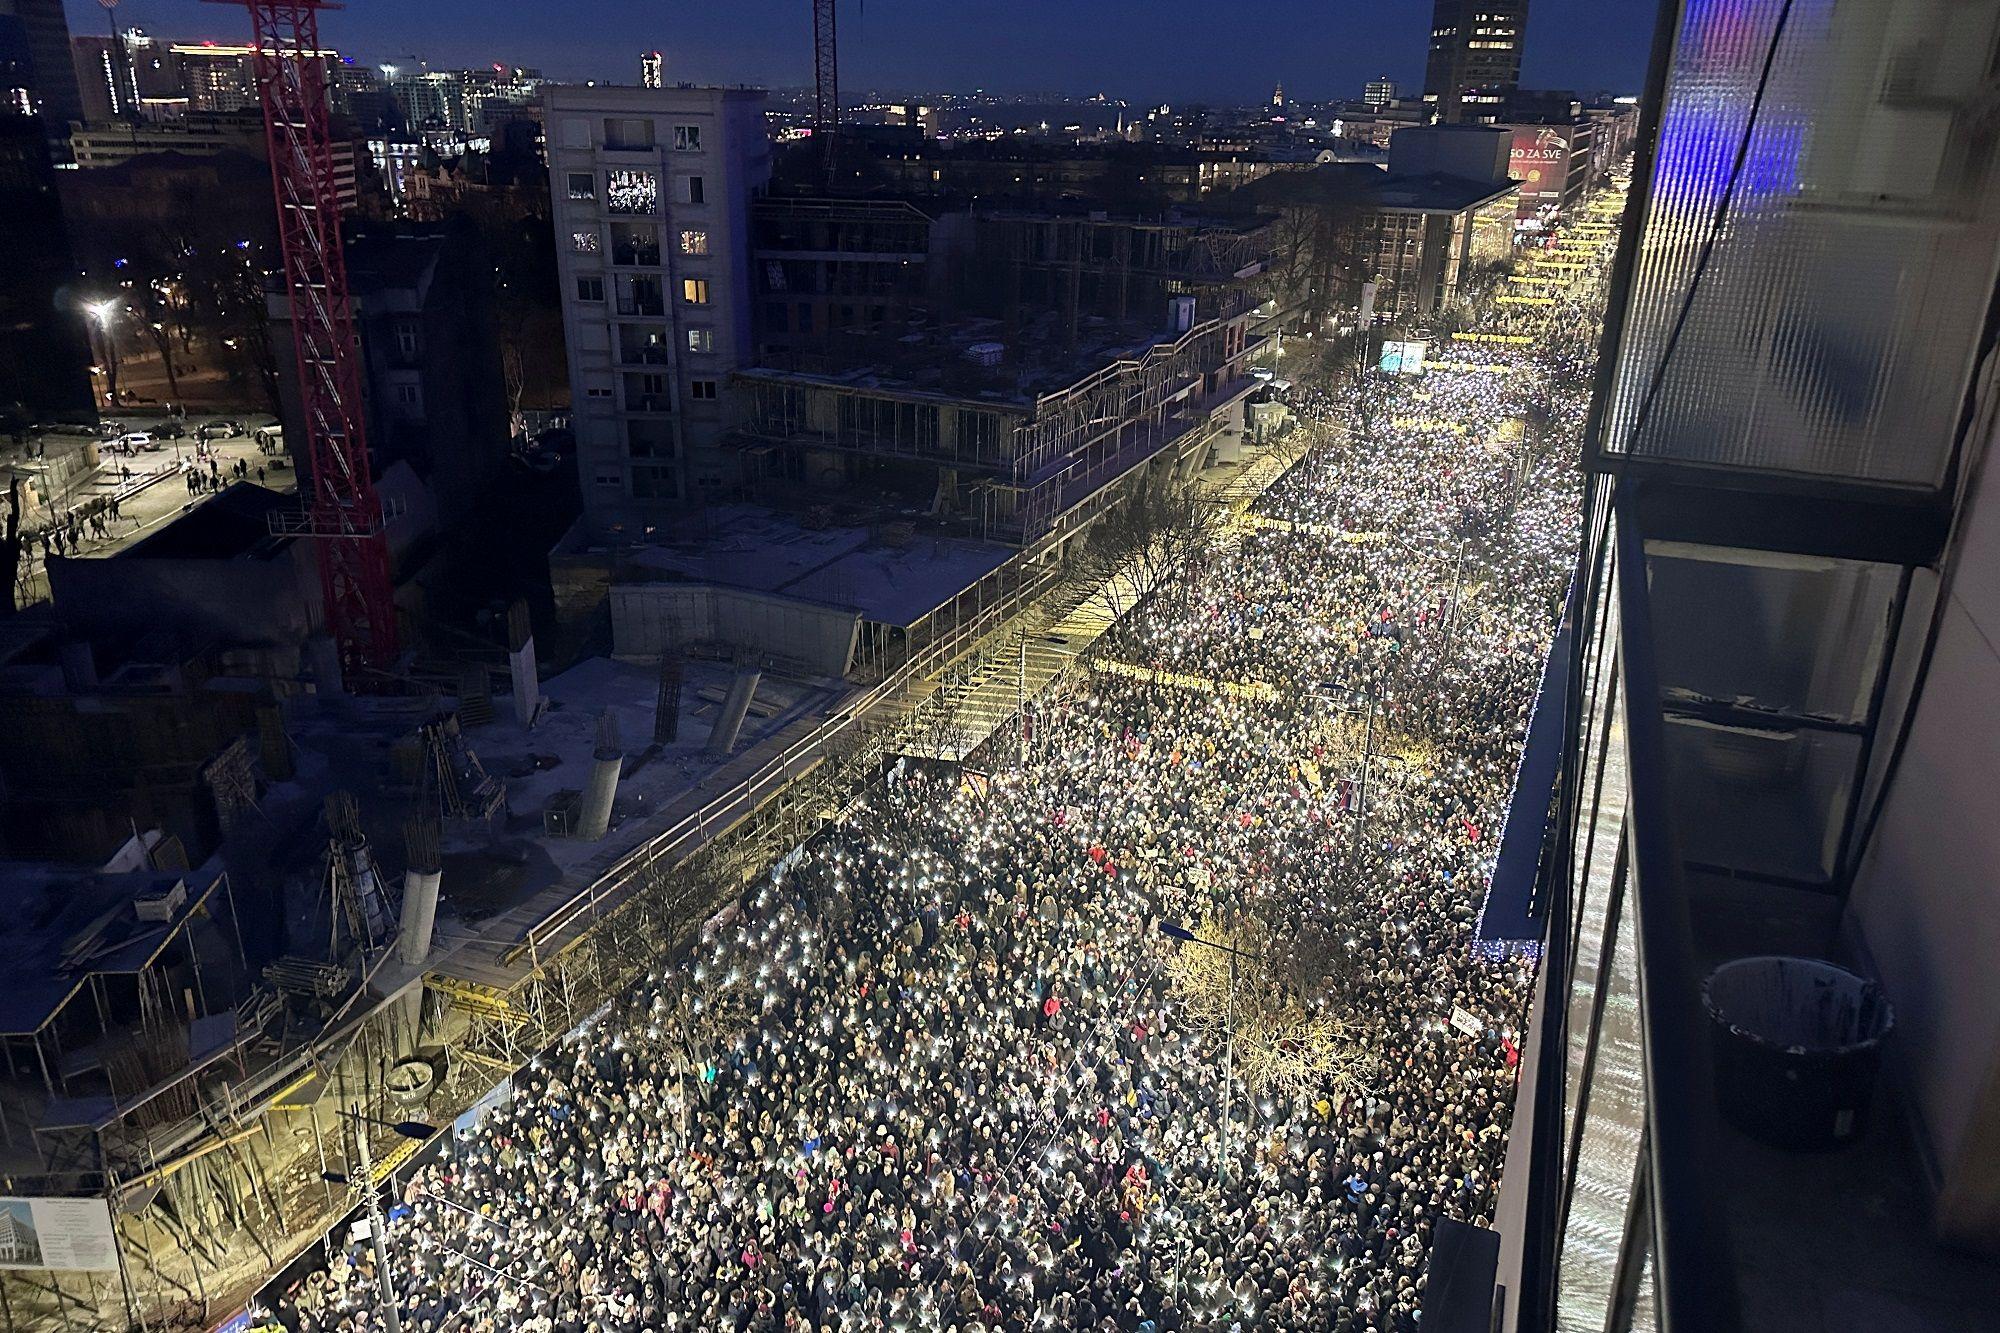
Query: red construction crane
xmin=812 ymin=0 xmax=838 ymax=183
xmin=218 ymin=0 xmax=398 ymax=686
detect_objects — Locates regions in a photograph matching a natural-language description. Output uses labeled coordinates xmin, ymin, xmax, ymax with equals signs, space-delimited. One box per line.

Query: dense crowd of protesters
xmin=282 ymin=218 xmax=1616 ymax=1333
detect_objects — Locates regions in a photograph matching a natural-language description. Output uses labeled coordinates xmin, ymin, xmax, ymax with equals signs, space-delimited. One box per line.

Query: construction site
xmin=0 ymin=371 xmax=1317 ymax=1330
xmin=0 ymin=2 xmax=1317 ymax=1327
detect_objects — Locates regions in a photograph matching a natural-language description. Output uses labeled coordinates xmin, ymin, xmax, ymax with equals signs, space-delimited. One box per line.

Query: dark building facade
xmin=0 ymin=0 xmax=82 ymax=124
xmin=1423 ymin=0 xmax=1529 ymax=124
xmin=0 ymin=115 xmax=95 ymax=424
xmin=267 ymin=221 xmax=512 ymax=536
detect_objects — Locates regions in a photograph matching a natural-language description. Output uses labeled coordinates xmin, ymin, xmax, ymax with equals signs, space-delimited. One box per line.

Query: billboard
xmin=0 ymin=1197 xmax=119 ymax=1272
xmin=1378 ymin=340 xmax=1428 ymax=375
xmin=1509 ymin=126 xmax=1573 ymax=225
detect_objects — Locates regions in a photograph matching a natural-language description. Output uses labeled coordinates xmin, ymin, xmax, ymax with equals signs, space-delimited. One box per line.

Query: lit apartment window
xmin=571 ymin=230 xmax=600 ymax=254
xmin=566 ymin=172 xmax=595 ymax=200
xmin=683 ymin=175 xmax=705 ymax=204
xmin=679 ymin=229 xmax=710 ymax=256
xmin=606 ymin=168 xmax=658 ymax=215
xmin=576 ymin=276 xmax=604 ymax=302
xmin=686 ymin=328 xmax=714 ymax=354
xmin=682 ymin=278 xmax=710 ymax=306
xmin=673 ymin=124 xmax=701 ymax=151
xmin=689 ymin=378 xmax=719 ymax=401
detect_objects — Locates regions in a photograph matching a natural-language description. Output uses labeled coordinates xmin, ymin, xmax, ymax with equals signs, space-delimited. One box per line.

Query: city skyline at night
xmin=59 ymin=0 xmax=1649 ymax=103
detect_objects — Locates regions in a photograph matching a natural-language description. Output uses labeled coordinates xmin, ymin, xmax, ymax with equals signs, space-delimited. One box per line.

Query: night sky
xmin=67 ymin=0 xmax=1651 ymax=103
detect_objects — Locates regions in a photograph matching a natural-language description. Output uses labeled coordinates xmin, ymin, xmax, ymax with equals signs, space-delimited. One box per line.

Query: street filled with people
xmin=282 ymin=200 xmax=1620 ymax=1333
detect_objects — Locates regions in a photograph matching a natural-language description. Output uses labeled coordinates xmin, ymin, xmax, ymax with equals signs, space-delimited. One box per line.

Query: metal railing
xmin=1604 ymin=489 xmax=1740 ymax=1332
xmin=1505 ymin=482 xmax=1742 ymax=1333
xmin=502 ymin=559 xmax=1066 ymax=969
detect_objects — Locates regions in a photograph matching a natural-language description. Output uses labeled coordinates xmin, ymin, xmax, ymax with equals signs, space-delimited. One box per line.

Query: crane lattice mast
xmin=220 ymin=0 xmax=398 ymax=685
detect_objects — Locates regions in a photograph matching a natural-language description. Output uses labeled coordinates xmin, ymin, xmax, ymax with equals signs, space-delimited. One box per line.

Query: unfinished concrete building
xmin=735 ymin=199 xmax=1276 ymax=552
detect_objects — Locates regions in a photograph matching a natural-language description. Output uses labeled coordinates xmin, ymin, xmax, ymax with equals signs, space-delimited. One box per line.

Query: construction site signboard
xmin=0 ymin=1196 xmax=120 ymax=1271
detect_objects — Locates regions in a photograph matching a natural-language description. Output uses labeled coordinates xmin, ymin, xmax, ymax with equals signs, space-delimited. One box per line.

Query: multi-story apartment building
xmin=545 ymin=84 xmax=769 ymax=529
xmin=170 ymin=41 xmax=260 ymax=113
xmin=67 ymin=111 xmax=264 ymax=165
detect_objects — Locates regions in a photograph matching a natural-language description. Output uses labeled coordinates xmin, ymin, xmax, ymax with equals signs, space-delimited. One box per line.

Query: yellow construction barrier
xmin=430 ymin=974 xmax=527 ymax=1023
xmin=1497 ymin=296 xmax=1557 ymax=306
xmin=370 ymin=1135 xmax=421 ymax=1184
xmin=1452 ymin=332 xmax=1534 ymax=345
xmin=1242 ymin=514 xmax=1386 ymax=542
xmin=1090 ymin=658 xmax=1278 ymax=703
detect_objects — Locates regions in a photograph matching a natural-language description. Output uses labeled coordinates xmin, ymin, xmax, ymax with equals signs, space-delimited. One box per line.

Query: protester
xmin=285 ymin=214 xmax=1617 ymax=1333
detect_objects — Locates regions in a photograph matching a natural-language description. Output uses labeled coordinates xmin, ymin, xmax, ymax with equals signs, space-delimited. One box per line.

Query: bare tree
xmin=1071 ymin=472 xmax=1225 ymax=625
xmin=1166 ymin=913 xmax=1376 ymax=1106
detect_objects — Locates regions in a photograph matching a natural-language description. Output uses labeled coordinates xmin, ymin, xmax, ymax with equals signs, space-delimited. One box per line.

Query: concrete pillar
xmin=506 ymin=599 xmax=539 ymax=728
xmin=577 ymin=711 xmax=622 ymax=840
xmin=706 ymin=667 xmax=762 ymax=758
xmin=58 ymin=640 xmax=97 ymax=693
xmin=308 ymin=634 xmax=346 ymax=698
xmin=396 ymin=868 xmax=442 ymax=967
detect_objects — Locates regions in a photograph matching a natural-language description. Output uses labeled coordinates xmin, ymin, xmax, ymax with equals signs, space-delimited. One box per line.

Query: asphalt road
xmin=9 ymin=413 xmax=297 ymax=605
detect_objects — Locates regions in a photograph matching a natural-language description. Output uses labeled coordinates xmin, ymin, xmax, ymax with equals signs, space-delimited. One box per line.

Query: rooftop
xmin=743 ymin=307 xmax=1211 ymax=407
xmin=541 ymin=82 xmax=766 ymax=109
xmin=120 ymin=482 xmax=294 ymax=563
xmin=0 ymin=863 xmax=223 ymax=1038
xmin=615 ymin=505 xmax=1014 ymax=628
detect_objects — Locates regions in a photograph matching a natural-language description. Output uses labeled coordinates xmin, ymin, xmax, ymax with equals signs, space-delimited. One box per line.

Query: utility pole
xmin=349 ymin=1108 xmax=404 ymax=1333
xmin=1017 ymin=632 xmax=1028 ymax=769
xmin=1221 ymin=953 xmax=1236 ymax=1195
xmin=1158 ymin=921 xmax=1252 ymax=1197
xmin=1351 ymin=687 xmax=1376 ymax=859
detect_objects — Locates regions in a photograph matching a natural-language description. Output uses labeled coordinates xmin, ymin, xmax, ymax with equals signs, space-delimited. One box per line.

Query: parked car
xmin=116 ymin=431 xmax=155 ymax=451
xmin=152 ymin=419 xmax=186 ymax=440
xmin=198 ymin=419 xmax=246 ymax=442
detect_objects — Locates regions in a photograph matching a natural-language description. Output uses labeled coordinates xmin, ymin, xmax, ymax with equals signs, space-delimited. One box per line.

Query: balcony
xmin=617 ymin=296 xmax=665 ymax=317
xmin=1495 ymin=488 xmax=2000 ymax=1333
xmin=1491 ymin=2 xmax=2000 ymax=1325
xmin=612 ymin=244 xmax=662 ymax=268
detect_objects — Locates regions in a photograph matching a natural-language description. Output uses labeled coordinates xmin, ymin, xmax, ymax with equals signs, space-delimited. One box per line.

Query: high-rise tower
xmin=1423 ymin=0 xmax=1527 ymax=123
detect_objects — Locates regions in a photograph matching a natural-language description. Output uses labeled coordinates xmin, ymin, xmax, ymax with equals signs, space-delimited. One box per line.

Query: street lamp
xmin=319 ymin=1107 xmax=435 ymax=1333
xmin=84 ymin=299 xmax=123 ymax=408
xmin=1158 ymin=920 xmax=1260 ymax=1193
